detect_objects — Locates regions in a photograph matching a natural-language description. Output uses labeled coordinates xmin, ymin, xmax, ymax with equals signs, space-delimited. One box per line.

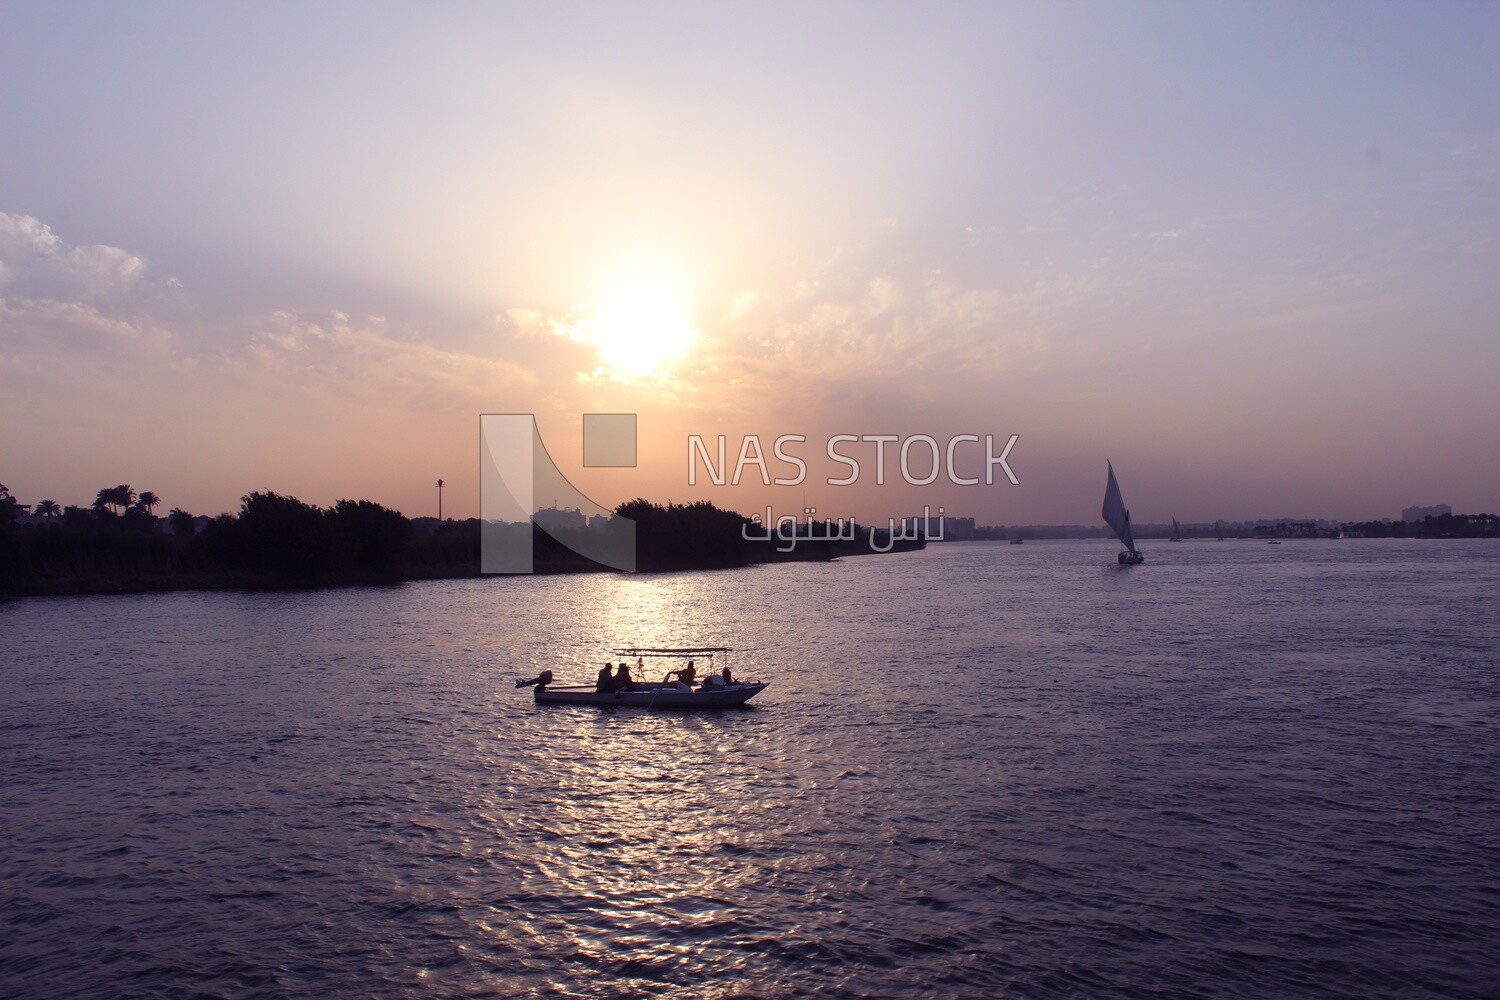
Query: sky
xmin=2 ymin=1 xmax=1497 ymax=526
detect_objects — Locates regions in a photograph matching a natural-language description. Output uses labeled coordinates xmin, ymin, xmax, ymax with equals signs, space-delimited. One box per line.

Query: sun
xmin=587 ymin=267 xmax=697 ymax=381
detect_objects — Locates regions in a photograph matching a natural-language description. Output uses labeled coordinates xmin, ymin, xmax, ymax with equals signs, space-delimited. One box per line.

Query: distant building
xmin=1401 ymin=503 xmax=1451 ymax=523
xmin=533 ymin=505 xmax=587 ymax=531
xmin=945 ymin=516 xmax=975 ymax=540
xmin=899 ymin=514 xmax=974 ymax=540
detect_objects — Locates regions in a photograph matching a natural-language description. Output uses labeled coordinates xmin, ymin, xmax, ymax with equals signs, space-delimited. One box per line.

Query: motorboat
xmin=517 ymin=647 xmax=767 ymax=709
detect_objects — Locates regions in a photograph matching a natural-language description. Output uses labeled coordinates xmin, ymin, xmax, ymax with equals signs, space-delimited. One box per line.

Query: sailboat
xmin=1171 ymin=518 xmax=1184 ymax=542
xmin=1103 ymin=461 xmax=1145 ymax=564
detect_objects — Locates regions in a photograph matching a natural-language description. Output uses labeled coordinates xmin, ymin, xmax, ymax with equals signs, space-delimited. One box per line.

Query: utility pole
xmin=436 ymin=479 xmax=444 ymax=521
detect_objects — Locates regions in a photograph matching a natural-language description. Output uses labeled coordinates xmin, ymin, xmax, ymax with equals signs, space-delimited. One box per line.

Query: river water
xmin=2 ymin=539 xmax=1498 ymax=998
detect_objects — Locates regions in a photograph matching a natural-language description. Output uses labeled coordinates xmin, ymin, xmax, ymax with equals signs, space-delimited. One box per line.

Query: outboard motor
xmin=515 ymin=670 xmax=553 ymax=690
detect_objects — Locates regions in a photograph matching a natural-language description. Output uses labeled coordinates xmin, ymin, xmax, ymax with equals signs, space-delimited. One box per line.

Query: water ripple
xmin=2 ymin=540 xmax=1498 ymax=997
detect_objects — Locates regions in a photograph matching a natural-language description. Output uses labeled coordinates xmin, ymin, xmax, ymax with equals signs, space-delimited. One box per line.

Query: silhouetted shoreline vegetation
xmin=1334 ymin=513 xmax=1499 ymax=539
xmin=973 ymin=514 xmax=1499 ymax=541
xmin=7 ymin=481 xmax=1489 ymax=599
xmin=0 ymin=485 xmax=924 ymax=598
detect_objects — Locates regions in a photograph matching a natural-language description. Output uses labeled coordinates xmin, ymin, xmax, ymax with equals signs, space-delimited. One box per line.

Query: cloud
xmin=1 ymin=211 xmax=560 ymax=517
xmin=0 ymin=212 xmax=151 ymax=301
xmin=2 ymin=209 xmax=546 ymax=440
xmin=241 ymin=308 xmax=538 ymax=411
xmin=0 ymin=295 xmax=173 ymax=354
xmin=701 ymin=266 xmax=1073 ymax=389
xmin=1 ymin=208 xmax=540 ymax=379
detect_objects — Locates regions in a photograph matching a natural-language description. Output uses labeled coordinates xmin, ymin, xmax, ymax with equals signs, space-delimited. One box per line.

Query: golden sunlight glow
xmin=587 ymin=267 xmax=697 ymax=380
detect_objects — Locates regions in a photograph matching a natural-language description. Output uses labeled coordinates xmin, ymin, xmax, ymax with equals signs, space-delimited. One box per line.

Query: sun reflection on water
xmin=470 ymin=704 xmax=776 ymax=995
xmin=468 ymin=570 xmax=783 ymax=994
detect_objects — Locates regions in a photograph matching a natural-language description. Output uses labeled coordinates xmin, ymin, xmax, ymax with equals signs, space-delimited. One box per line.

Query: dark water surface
xmin=3 ymin=539 xmax=1498 ymax=998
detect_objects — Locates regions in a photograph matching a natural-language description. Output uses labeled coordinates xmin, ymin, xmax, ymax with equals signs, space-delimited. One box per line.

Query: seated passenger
xmin=613 ymin=662 xmax=634 ymax=691
xmin=596 ymin=663 xmax=615 ymax=693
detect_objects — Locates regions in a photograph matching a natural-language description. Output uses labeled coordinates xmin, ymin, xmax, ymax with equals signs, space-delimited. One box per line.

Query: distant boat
xmin=1171 ymin=518 xmax=1184 ymax=542
xmin=1102 ymin=461 xmax=1145 ymax=565
xmin=1010 ymin=537 xmax=1024 ymax=545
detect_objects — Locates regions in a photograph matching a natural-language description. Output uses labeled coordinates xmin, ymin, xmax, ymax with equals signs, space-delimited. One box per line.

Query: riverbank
xmin=1 ymin=501 xmax=925 ymax=599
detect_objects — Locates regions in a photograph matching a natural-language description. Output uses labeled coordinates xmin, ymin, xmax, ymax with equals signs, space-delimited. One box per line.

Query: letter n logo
xmin=479 ymin=413 xmax=636 ymax=573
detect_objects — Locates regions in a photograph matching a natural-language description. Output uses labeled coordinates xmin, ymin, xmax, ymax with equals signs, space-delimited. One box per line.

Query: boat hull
xmin=534 ymin=682 xmax=768 ymax=709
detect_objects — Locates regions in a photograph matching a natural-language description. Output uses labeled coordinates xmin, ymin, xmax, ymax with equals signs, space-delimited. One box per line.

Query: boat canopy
xmin=610 ymin=646 xmax=733 ymax=657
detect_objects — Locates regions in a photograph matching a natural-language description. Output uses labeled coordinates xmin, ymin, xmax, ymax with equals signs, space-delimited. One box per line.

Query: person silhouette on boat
xmin=613 ymin=662 xmax=634 ymax=691
xmin=596 ymin=663 xmax=615 ymax=693
xmin=721 ymin=665 xmax=733 ymax=686
xmin=671 ymin=660 xmax=697 ymax=690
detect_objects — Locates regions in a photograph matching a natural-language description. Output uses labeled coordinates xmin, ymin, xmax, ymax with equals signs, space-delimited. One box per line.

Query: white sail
xmin=1102 ymin=461 xmax=1137 ymax=553
xmin=1171 ymin=518 xmax=1182 ymax=541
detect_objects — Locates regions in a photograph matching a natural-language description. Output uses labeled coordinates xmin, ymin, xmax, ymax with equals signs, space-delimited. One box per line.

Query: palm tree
xmin=168 ymin=507 xmax=195 ymax=536
xmin=35 ymin=499 xmax=61 ymax=517
xmin=94 ymin=485 xmax=136 ymax=515
xmin=0 ymin=483 xmax=10 ymax=500
xmin=136 ymin=491 xmax=161 ymax=515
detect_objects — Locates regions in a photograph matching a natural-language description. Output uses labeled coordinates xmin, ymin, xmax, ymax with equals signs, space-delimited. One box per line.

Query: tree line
xmin=1337 ymin=512 xmax=1500 ymax=538
xmin=5 ymin=483 xmax=180 ymax=527
xmin=1 ymin=484 xmax=420 ymax=595
xmin=1 ymin=485 xmax=921 ymax=597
